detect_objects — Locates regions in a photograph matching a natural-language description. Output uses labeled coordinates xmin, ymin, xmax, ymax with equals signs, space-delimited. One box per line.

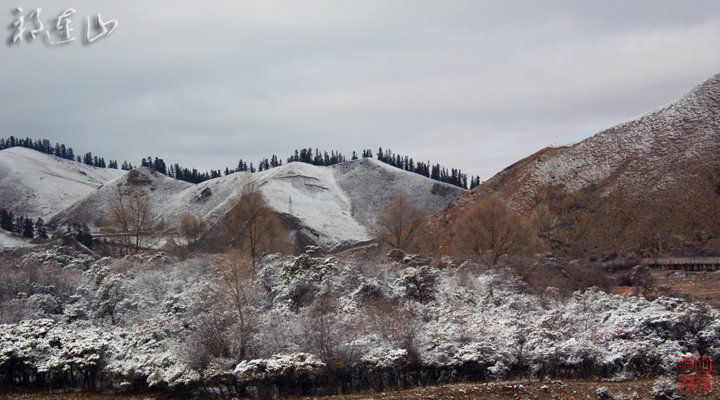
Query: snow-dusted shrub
xmin=651 ymin=377 xmax=679 ymax=400
xmin=235 ymin=353 xmax=325 ymax=398
xmin=63 ymin=290 xmax=91 ymax=322
xmin=362 ymin=297 xmax=419 ymax=361
xmin=260 ymin=251 xmax=339 ymax=311
xmin=0 ymin=257 xmax=83 ymax=323
xmin=357 ymin=348 xmax=414 ymax=392
xmin=2 ymin=248 xmax=720 ymax=396
xmin=401 ymin=253 xmax=432 ymax=267
xmin=102 ymin=317 xmax=199 ymax=390
xmin=252 ymin=308 xmax=305 ymax=358
xmin=184 ymin=311 xmax=237 ymax=370
xmin=300 ymin=294 xmax=364 ymax=368
xmin=234 ymin=352 xmax=325 ymax=382
xmin=20 ymin=246 xmax=94 ymax=269
xmin=386 ymin=248 xmax=405 ymax=262
xmin=0 ymin=298 xmax=31 ymax=324
xmin=596 ymin=386 xmax=612 ymax=399
xmin=351 ymin=279 xmax=385 ymax=303
xmin=0 ymin=319 xmax=110 ymax=389
xmin=397 ymin=265 xmax=437 ymax=302
xmin=26 ymin=293 xmax=61 ymax=316
xmin=360 ymin=348 xmax=409 ymax=370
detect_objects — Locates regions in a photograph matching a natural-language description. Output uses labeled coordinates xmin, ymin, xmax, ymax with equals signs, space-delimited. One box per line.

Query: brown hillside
xmin=429 ymin=73 xmax=720 ymax=257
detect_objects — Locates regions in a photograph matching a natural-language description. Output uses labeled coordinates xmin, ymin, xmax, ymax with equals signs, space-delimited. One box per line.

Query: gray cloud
xmin=2 ymin=1 xmax=720 ymax=179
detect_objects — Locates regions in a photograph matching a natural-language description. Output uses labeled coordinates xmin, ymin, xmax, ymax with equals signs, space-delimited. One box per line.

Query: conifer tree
xmin=22 ymin=218 xmax=34 ymax=238
xmin=0 ymin=209 xmax=13 ymax=231
xmin=13 ymin=215 xmax=24 ymax=234
xmin=34 ymin=218 xmax=48 ymax=239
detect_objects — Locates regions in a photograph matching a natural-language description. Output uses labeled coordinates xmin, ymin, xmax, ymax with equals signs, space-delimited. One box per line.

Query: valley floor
xmin=1 ymin=376 xmax=717 ymax=399
xmin=304 ymin=377 xmax=717 ymax=399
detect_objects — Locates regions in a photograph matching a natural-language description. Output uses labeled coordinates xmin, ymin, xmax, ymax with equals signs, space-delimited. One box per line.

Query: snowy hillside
xmin=51 ymin=167 xmax=194 ymax=229
xmin=331 ymin=158 xmax=464 ymax=230
xmin=0 ymin=147 xmax=125 ymax=219
xmin=481 ymin=72 xmax=720 ymax=207
xmin=427 ymin=72 xmax=720 ymax=256
xmin=53 ymin=158 xmax=465 ymax=249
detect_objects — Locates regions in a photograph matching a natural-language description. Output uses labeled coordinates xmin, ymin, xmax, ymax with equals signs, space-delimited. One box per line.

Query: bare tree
xmin=177 ymin=213 xmax=207 ymax=250
xmin=455 ymin=193 xmax=529 ymax=265
xmin=375 ymin=193 xmax=427 ymax=251
xmin=107 ymin=185 xmax=159 ymax=255
xmin=221 ymin=178 xmax=287 ymax=265
xmin=214 ymin=250 xmax=258 ymax=360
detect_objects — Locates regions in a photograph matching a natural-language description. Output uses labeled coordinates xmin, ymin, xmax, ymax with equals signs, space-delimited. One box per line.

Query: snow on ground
xmin=135 ymin=162 xmax=365 ymax=248
xmin=0 ymin=147 xmax=125 ymax=219
xmin=52 ymin=158 xmax=465 ymax=249
xmin=483 ymin=72 xmax=720 ymax=206
xmin=259 ymin=162 xmax=371 ymax=248
xmin=163 ymin=159 xmax=463 ymax=249
xmin=0 ymin=230 xmax=33 ymax=249
xmin=331 ymin=158 xmax=464 ymax=230
xmin=1 ymin=248 xmax=719 ymax=394
xmin=50 ymin=167 xmax=192 ymax=228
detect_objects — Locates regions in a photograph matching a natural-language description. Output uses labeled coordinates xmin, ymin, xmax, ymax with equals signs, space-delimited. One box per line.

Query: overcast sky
xmin=3 ymin=1 xmax=720 ymax=180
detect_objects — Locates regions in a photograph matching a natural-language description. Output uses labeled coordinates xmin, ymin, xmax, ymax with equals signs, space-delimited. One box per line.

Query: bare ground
xmin=1 ymin=376 xmax=717 ymax=399
xmin=297 ymin=376 xmax=717 ymax=400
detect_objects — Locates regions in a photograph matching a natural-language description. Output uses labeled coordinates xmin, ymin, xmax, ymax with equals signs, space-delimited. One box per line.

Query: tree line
xmin=0 ymin=207 xmax=94 ymax=247
xmin=0 ymin=136 xmax=131 ymax=170
xmin=283 ymin=147 xmax=479 ymax=189
xmin=0 ymin=209 xmax=47 ymax=239
xmin=2 ymin=136 xmax=480 ymax=189
xmin=374 ymin=147 xmax=475 ymax=189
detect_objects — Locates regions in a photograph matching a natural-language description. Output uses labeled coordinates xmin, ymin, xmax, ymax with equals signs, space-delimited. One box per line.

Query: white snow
xmin=0 ymin=229 xmax=33 ymax=249
xmin=2 ymin=249 xmax=719 ymax=392
xmin=483 ymin=73 xmax=720 ymax=206
xmin=54 ymin=158 xmax=464 ymax=250
xmin=259 ymin=162 xmax=371 ymax=248
xmin=0 ymin=147 xmax=125 ymax=219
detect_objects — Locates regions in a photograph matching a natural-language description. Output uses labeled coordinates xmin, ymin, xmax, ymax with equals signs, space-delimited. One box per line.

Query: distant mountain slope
xmin=53 ymin=157 xmax=465 ymax=249
xmin=50 ymin=167 xmax=193 ymax=229
xmin=430 ymin=73 xmax=720 ymax=256
xmin=0 ymin=147 xmax=125 ymax=219
xmin=484 ymin=72 xmax=720 ymax=207
xmin=332 ymin=158 xmax=463 ymax=230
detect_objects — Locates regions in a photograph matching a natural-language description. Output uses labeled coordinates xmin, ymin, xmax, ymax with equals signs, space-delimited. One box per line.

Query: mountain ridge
xmin=35 ymin=155 xmax=465 ymax=250
xmin=428 ymin=72 xmax=720 ymax=256
xmin=488 ymin=72 xmax=720 ymax=207
xmin=0 ymin=147 xmax=125 ymax=220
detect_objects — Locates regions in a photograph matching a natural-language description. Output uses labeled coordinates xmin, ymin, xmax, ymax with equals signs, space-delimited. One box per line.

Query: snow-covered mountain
xmin=43 ymin=156 xmax=464 ymax=249
xmin=485 ymin=72 xmax=719 ymax=207
xmin=429 ymin=72 xmax=720 ymax=255
xmin=0 ymin=147 xmax=125 ymax=220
